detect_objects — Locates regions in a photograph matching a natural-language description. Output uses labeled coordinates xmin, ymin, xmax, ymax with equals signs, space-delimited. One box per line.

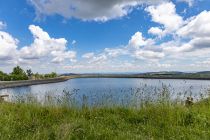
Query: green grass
xmin=0 ymin=99 xmax=210 ymax=140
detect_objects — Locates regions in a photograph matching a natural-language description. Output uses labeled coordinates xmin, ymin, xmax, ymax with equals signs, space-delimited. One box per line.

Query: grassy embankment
xmin=0 ymin=98 xmax=210 ymax=140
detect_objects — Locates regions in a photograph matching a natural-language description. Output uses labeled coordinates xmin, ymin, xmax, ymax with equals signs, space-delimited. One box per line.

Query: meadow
xmin=0 ymin=88 xmax=210 ymax=140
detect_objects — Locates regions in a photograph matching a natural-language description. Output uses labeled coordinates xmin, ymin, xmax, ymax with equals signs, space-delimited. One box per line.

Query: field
xmin=0 ymin=98 xmax=210 ymax=140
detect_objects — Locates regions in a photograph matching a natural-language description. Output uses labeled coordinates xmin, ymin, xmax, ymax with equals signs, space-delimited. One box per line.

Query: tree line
xmin=0 ymin=66 xmax=57 ymax=81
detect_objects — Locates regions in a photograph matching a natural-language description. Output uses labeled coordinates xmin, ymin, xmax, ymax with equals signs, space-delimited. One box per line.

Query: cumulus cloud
xmin=104 ymin=48 xmax=128 ymax=57
xmin=133 ymin=50 xmax=164 ymax=60
xmin=82 ymin=52 xmax=108 ymax=64
xmin=82 ymin=47 xmax=128 ymax=64
xmin=82 ymin=52 xmax=95 ymax=59
xmin=146 ymin=2 xmax=183 ymax=36
xmin=129 ymin=32 xmax=146 ymax=48
xmin=0 ymin=24 xmax=76 ymax=68
xmin=177 ymin=11 xmax=210 ymax=38
xmin=19 ymin=25 xmax=76 ymax=63
xmin=81 ymin=31 xmax=163 ymax=66
xmin=0 ymin=31 xmax=18 ymax=61
xmin=148 ymin=27 xmax=165 ymax=37
xmin=162 ymin=10 xmax=210 ymax=55
xmin=51 ymin=51 xmax=76 ymax=63
xmin=143 ymin=2 xmax=210 ymax=62
xmin=127 ymin=32 xmax=163 ymax=60
xmin=29 ymin=0 xmax=169 ymax=21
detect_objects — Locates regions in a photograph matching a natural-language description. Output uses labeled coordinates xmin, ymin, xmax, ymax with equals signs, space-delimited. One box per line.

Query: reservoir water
xmin=1 ymin=78 xmax=210 ymax=106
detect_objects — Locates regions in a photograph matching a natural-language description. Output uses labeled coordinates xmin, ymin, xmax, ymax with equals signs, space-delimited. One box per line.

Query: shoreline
xmin=69 ymin=74 xmax=210 ymax=81
xmin=1 ymin=74 xmax=210 ymax=90
xmin=0 ymin=77 xmax=72 ymax=90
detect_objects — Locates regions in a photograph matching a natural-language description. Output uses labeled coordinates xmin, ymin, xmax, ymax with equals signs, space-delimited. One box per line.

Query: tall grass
xmin=0 ymin=86 xmax=210 ymax=139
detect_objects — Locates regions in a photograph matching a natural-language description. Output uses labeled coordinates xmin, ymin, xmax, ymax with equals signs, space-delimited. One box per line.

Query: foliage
xmin=11 ymin=66 xmax=25 ymax=75
xmin=0 ymin=71 xmax=11 ymax=81
xmin=33 ymin=72 xmax=57 ymax=80
xmin=0 ymin=66 xmax=57 ymax=81
xmin=44 ymin=72 xmax=57 ymax=79
xmin=10 ymin=66 xmax=28 ymax=80
xmin=26 ymin=69 xmax=33 ymax=77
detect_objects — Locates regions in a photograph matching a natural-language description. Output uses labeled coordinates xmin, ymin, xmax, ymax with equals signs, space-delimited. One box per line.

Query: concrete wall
xmin=0 ymin=77 xmax=68 ymax=89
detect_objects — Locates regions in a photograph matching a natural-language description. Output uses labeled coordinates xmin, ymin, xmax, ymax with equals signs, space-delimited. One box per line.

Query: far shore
xmin=77 ymin=74 xmax=210 ymax=80
xmin=1 ymin=74 xmax=210 ymax=90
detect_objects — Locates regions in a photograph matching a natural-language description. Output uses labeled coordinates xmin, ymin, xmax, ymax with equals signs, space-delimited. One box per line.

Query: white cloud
xmin=0 ymin=24 xmax=76 ymax=70
xmin=162 ymin=10 xmax=210 ymax=56
xmin=127 ymin=32 xmax=164 ymax=60
xmin=177 ymin=11 xmax=210 ymax=38
xmin=197 ymin=59 xmax=210 ymax=65
xmin=162 ymin=41 xmax=192 ymax=54
xmin=104 ymin=48 xmax=128 ymax=57
xmin=81 ymin=47 xmax=128 ymax=65
xmin=82 ymin=53 xmax=108 ymax=64
xmin=0 ymin=21 xmax=7 ymax=30
xmin=90 ymin=54 xmax=108 ymax=64
xmin=148 ymin=27 xmax=165 ymax=37
xmin=133 ymin=50 xmax=165 ymax=60
xmin=82 ymin=52 xmax=95 ymax=59
xmin=81 ymin=31 xmax=163 ymax=65
xmin=128 ymin=31 xmax=155 ymax=49
xmin=0 ymin=31 xmax=18 ymax=61
xmin=144 ymin=3 xmax=210 ymax=63
xmin=51 ymin=51 xmax=76 ymax=63
xmin=29 ymin=0 xmax=167 ymax=21
xmin=146 ymin=2 xmax=183 ymax=36
xmin=19 ymin=25 xmax=76 ymax=63
xmin=128 ymin=32 xmax=147 ymax=49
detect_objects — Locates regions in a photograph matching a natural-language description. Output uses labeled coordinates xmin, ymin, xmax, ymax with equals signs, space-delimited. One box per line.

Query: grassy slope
xmin=0 ymin=101 xmax=210 ymax=140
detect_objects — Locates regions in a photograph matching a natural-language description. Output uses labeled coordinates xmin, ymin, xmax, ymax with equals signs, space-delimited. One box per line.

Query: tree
xmin=11 ymin=66 xmax=24 ymax=75
xmin=26 ymin=69 xmax=33 ymax=77
xmin=51 ymin=72 xmax=57 ymax=78
xmin=0 ymin=71 xmax=10 ymax=81
xmin=44 ymin=72 xmax=57 ymax=78
xmin=10 ymin=66 xmax=28 ymax=80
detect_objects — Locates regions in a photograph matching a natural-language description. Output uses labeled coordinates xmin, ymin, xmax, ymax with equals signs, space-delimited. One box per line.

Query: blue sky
xmin=0 ymin=0 xmax=210 ymax=73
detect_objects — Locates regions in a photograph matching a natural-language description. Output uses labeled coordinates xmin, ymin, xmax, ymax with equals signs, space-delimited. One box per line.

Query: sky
xmin=0 ymin=0 xmax=210 ymax=73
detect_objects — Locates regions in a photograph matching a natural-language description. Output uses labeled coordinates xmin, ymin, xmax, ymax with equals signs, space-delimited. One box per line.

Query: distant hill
xmin=59 ymin=71 xmax=210 ymax=80
xmin=195 ymin=71 xmax=210 ymax=75
xmin=60 ymin=73 xmax=78 ymax=76
xmin=140 ymin=71 xmax=184 ymax=75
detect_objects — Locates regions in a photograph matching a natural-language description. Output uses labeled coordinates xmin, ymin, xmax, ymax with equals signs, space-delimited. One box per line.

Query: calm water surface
xmin=1 ymin=78 xmax=210 ymax=106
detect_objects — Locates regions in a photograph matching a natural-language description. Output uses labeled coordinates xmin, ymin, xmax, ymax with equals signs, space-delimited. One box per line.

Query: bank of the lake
xmin=0 ymin=98 xmax=210 ymax=140
xmin=0 ymin=77 xmax=72 ymax=90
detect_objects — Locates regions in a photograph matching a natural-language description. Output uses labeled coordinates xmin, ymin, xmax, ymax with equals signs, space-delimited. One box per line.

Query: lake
xmin=1 ymin=78 xmax=210 ymax=107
